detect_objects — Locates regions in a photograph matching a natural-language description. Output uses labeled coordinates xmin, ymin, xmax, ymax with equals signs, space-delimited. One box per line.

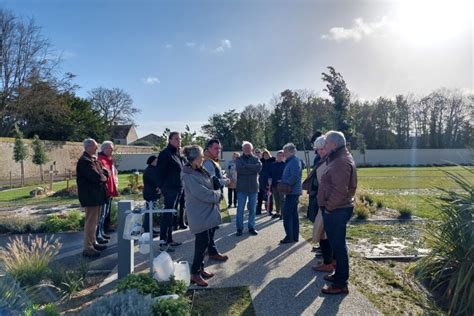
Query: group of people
xmin=75 ymin=129 xmax=357 ymax=294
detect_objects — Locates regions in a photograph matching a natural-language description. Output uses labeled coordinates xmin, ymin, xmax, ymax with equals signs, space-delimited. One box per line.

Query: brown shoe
xmin=324 ymin=273 xmax=336 ymax=282
xmin=209 ymin=254 xmax=229 ymax=262
xmin=201 ymin=270 xmax=215 ymax=279
xmin=312 ymin=263 xmax=335 ymax=273
xmin=82 ymin=249 xmax=100 ymax=258
xmin=191 ymin=274 xmax=208 ymax=287
xmin=321 ymin=284 xmax=349 ymax=295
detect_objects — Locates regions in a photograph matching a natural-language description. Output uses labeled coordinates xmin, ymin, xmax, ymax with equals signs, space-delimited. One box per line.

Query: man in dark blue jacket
xmin=156 ymin=132 xmax=184 ymax=250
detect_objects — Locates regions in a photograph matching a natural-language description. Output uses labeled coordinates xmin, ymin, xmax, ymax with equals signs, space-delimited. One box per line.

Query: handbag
xmin=302 ymin=170 xmax=315 ymax=191
xmin=277 ymin=182 xmax=292 ymax=194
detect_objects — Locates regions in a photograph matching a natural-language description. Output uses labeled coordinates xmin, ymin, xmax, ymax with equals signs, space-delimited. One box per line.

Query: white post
xmin=118 ymin=200 xmax=135 ymax=279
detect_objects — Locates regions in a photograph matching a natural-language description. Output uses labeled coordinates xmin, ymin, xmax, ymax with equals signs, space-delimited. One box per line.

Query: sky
xmin=2 ymin=0 xmax=472 ymax=137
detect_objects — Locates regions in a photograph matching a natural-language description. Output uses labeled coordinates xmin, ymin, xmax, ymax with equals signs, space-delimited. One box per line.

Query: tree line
xmin=201 ymin=68 xmax=473 ymax=151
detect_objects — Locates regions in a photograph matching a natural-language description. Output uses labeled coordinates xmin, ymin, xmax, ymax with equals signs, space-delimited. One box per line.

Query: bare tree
xmin=0 ymin=9 xmax=60 ymax=135
xmin=88 ymin=87 xmax=140 ymax=126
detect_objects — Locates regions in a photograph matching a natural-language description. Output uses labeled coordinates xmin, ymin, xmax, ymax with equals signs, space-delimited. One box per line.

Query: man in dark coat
xmin=156 ymin=131 xmax=185 ymax=250
xmin=76 ymin=138 xmax=108 ymax=258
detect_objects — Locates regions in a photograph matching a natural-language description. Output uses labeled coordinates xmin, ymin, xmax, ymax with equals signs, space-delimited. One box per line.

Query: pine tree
xmin=32 ymin=135 xmax=48 ymax=182
xmin=13 ymin=125 xmax=29 ymax=186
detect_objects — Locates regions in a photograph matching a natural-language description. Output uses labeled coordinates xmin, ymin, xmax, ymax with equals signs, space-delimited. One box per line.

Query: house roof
xmin=110 ymin=125 xmax=134 ymax=139
xmin=132 ymin=133 xmax=161 ymax=145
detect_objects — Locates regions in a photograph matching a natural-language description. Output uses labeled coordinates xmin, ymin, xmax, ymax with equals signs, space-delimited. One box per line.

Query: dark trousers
xmin=320 ymin=238 xmax=333 ymax=265
xmin=173 ymin=193 xmax=186 ymax=228
xmin=96 ymin=197 xmax=112 ymax=238
xmin=227 ymin=188 xmax=237 ymax=207
xmin=191 ymin=228 xmax=218 ymax=274
xmin=307 ymin=192 xmax=318 ymax=222
xmin=160 ymin=189 xmax=181 ymax=244
xmin=283 ymin=194 xmax=300 ymax=241
xmin=257 ymin=189 xmax=273 ymax=214
xmin=322 ymin=207 xmax=353 ymax=288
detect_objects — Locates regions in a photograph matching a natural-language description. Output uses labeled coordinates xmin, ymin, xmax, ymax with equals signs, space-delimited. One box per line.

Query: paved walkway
xmin=0 ymin=208 xmax=380 ymax=315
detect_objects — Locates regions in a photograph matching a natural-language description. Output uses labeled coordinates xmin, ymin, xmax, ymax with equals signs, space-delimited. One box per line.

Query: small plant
xmin=121 ymin=187 xmax=132 ymax=195
xmin=398 ymin=207 xmax=412 ymax=219
xmin=153 ymin=297 xmax=191 ymax=316
xmin=43 ymin=210 xmax=84 ymax=233
xmin=117 ymin=274 xmax=187 ymax=297
xmin=0 ymin=217 xmax=45 ymax=234
xmin=50 ymin=261 xmax=89 ymax=301
xmin=40 ymin=303 xmax=60 ymax=316
xmin=354 ymin=198 xmax=370 ymax=220
xmin=376 ymin=200 xmax=384 ymax=209
xmin=80 ymin=290 xmax=154 ymax=316
xmin=127 ymin=172 xmax=142 ymax=194
xmin=0 ymin=235 xmax=61 ymax=286
xmin=0 ymin=273 xmax=30 ymax=315
xmin=417 ymin=167 xmax=474 ymax=315
xmin=52 ymin=185 xmax=78 ymax=198
xmin=359 ymin=193 xmax=375 ymax=206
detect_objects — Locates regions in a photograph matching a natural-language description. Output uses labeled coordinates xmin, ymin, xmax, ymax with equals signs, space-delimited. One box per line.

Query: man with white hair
xmin=235 ymin=141 xmax=262 ymax=236
xmin=317 ymin=131 xmax=357 ymax=295
xmin=76 ymin=138 xmax=108 ymax=258
xmin=279 ymin=143 xmax=304 ymax=244
xmin=96 ymin=141 xmax=119 ymax=242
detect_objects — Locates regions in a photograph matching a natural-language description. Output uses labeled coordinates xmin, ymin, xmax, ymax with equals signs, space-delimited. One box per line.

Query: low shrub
xmin=376 ymin=200 xmax=384 ymax=209
xmin=117 ymin=274 xmax=187 ymax=297
xmin=79 ymin=290 xmax=154 ymax=316
xmin=50 ymin=261 xmax=89 ymax=301
xmin=0 ymin=235 xmax=62 ymax=286
xmin=52 ymin=185 xmax=78 ymax=198
xmin=153 ymin=297 xmax=191 ymax=316
xmin=121 ymin=187 xmax=132 ymax=195
xmin=0 ymin=217 xmax=45 ymax=234
xmin=359 ymin=193 xmax=375 ymax=206
xmin=0 ymin=273 xmax=30 ymax=315
xmin=43 ymin=210 xmax=84 ymax=233
xmin=398 ymin=208 xmax=412 ymax=219
xmin=355 ymin=205 xmax=370 ymax=220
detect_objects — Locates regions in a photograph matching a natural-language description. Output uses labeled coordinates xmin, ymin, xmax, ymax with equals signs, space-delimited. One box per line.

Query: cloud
xmin=212 ymin=39 xmax=232 ymax=53
xmin=165 ymin=44 xmax=173 ymax=49
xmin=186 ymin=42 xmax=196 ymax=47
xmin=322 ymin=17 xmax=392 ymax=42
xmin=142 ymin=76 xmax=160 ymax=85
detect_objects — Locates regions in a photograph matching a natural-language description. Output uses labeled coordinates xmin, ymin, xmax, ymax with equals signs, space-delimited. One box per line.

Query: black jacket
xmin=143 ymin=165 xmax=160 ymax=201
xmin=156 ymin=144 xmax=185 ymax=190
xmin=76 ymin=152 xmax=107 ymax=207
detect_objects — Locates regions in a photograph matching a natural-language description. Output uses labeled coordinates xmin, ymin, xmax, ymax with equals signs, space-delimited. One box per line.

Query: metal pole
xmin=118 ymin=200 xmax=135 ymax=279
xmin=9 ymin=171 xmax=12 ymax=189
xmin=148 ymin=202 xmax=154 ymax=276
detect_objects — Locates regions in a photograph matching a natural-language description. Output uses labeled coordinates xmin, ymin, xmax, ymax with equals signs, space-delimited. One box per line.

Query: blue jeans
xmin=283 ymin=194 xmax=300 ymax=241
xmin=236 ymin=192 xmax=257 ymax=230
xmin=322 ymin=207 xmax=353 ymax=288
xmin=96 ymin=197 xmax=112 ymax=238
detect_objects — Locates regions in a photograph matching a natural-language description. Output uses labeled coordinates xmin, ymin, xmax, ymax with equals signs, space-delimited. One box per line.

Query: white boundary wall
xmin=115 ymin=149 xmax=472 ymax=171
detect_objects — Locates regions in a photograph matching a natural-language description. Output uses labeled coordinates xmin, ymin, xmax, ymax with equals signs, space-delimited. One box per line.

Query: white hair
xmin=242 ymin=141 xmax=253 ymax=149
xmin=83 ymin=138 xmax=97 ymax=150
xmin=325 ymin=131 xmax=346 ymax=147
xmin=101 ymin=140 xmax=114 ymax=152
xmin=283 ymin=143 xmax=297 ymax=154
xmin=313 ymin=136 xmax=326 ymax=150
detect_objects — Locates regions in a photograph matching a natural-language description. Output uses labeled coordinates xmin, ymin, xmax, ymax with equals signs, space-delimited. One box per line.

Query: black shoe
xmin=280 ymin=238 xmax=293 ymax=244
xmin=272 ymin=214 xmax=280 ymax=219
xmin=249 ymin=229 xmax=258 ymax=236
xmin=178 ymin=225 xmax=188 ymax=230
xmin=312 ymin=246 xmax=321 ymax=252
xmin=93 ymin=243 xmax=107 ymax=251
xmin=96 ymin=237 xmax=108 ymax=244
xmin=102 ymin=234 xmax=111 ymax=240
xmin=279 ymin=216 xmax=283 ymax=220
xmin=236 ymin=229 xmax=243 ymax=236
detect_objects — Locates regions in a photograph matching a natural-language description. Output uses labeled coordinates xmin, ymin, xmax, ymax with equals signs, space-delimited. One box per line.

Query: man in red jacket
xmin=97 ymin=141 xmax=119 ymax=242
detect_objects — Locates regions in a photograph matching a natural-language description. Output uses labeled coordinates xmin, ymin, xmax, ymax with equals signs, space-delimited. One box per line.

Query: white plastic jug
xmin=173 ymin=261 xmax=190 ymax=287
xmin=123 ymin=213 xmax=143 ymax=240
xmin=138 ymin=233 xmax=151 ymax=254
xmin=153 ymin=251 xmax=174 ymax=282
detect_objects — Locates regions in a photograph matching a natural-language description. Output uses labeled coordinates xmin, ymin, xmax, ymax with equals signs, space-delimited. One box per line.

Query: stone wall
xmin=0 ymin=137 xmax=154 ymax=180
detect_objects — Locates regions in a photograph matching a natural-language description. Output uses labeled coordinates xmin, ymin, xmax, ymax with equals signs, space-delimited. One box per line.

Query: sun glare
xmin=395 ymin=0 xmax=473 ymax=45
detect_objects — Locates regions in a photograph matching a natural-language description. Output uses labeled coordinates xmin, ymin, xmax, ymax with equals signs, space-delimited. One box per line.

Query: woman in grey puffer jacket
xmin=181 ymin=145 xmax=222 ymax=287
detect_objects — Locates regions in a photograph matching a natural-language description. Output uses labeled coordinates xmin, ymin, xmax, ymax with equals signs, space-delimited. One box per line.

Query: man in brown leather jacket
xmin=317 ymin=131 xmax=357 ymax=295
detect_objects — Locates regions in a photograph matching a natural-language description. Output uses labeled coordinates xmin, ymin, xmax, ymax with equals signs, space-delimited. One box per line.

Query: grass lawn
xmin=191 ymin=287 xmax=255 ymax=316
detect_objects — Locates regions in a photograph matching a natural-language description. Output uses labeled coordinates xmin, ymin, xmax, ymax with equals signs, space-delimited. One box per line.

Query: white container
xmin=156 ymin=294 xmax=179 ymax=300
xmin=173 ymin=261 xmax=191 ymax=287
xmin=123 ymin=213 xmax=143 ymax=240
xmin=138 ymin=233 xmax=151 ymax=254
xmin=153 ymin=251 xmax=174 ymax=282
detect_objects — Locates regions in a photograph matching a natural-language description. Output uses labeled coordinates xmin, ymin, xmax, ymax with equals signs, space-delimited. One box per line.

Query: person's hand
xmin=156 ymin=187 xmax=161 ymax=193
xmin=100 ymin=174 xmax=107 ymax=182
